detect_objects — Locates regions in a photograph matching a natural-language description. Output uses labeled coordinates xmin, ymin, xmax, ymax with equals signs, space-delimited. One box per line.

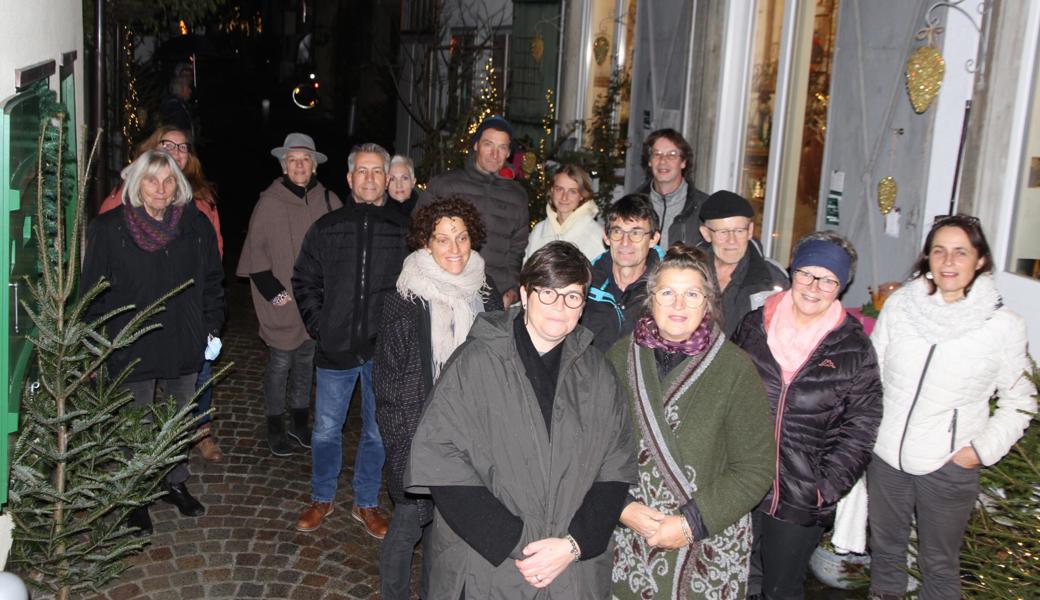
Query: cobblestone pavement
xmin=90 ymin=280 xmax=394 ymax=600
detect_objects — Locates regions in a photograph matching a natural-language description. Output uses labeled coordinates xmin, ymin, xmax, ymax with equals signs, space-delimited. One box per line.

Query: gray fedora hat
xmin=271 ymin=132 xmax=328 ymax=164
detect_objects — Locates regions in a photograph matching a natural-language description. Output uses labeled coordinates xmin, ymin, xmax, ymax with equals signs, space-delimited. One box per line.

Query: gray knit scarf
xmin=396 ymin=249 xmax=490 ymax=376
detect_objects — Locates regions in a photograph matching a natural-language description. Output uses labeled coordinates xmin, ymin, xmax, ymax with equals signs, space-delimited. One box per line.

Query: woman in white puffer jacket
xmin=867 ymin=214 xmax=1036 ymax=600
xmin=524 ymin=164 xmax=605 ymax=263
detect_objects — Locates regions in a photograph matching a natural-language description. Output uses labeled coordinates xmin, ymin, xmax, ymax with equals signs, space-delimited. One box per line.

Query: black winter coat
xmin=292 ymin=200 xmax=408 ymax=369
xmin=732 ymin=305 xmax=882 ymax=528
xmin=373 ymin=279 xmax=502 ymax=507
xmin=708 ymin=240 xmax=789 ymax=337
xmin=81 ymin=203 xmax=225 ymax=382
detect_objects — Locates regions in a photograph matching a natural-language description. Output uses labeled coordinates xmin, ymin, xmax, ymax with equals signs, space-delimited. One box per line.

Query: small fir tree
xmin=957 ymin=358 xmax=1040 ymax=599
xmin=6 ymin=96 xmax=211 ymax=599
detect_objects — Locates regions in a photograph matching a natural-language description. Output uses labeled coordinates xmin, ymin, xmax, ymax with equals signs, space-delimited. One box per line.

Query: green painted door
xmin=0 ymin=80 xmax=57 ymax=505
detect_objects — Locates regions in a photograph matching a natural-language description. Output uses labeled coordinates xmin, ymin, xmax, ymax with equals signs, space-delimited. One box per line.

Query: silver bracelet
xmin=564 ymin=534 xmax=581 ymax=561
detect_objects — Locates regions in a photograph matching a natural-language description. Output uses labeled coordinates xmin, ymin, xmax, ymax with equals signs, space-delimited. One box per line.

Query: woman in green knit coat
xmin=607 ymin=243 xmax=775 ymax=600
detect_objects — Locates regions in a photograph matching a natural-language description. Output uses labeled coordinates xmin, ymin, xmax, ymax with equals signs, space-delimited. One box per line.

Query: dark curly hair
xmin=407 ymin=197 xmax=487 ymax=251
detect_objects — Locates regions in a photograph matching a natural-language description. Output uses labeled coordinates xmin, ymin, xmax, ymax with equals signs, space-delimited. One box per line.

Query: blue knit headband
xmin=790 ymin=239 xmax=852 ymax=290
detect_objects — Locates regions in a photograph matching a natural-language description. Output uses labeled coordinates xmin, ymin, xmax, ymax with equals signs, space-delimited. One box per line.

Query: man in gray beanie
xmin=698 ymin=190 xmax=788 ymax=336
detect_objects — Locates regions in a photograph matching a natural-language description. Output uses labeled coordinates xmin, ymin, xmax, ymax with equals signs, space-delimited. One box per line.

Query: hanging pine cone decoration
xmin=906 ymin=45 xmax=945 ymax=114
xmin=878 ymin=176 xmax=897 ymax=215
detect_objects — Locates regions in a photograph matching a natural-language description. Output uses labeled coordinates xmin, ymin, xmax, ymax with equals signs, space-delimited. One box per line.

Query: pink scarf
xmin=765 ymin=290 xmax=845 ymax=384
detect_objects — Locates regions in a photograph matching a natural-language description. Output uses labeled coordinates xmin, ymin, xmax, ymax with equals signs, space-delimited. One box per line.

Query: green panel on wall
xmin=507 ymin=1 xmax=561 ymax=147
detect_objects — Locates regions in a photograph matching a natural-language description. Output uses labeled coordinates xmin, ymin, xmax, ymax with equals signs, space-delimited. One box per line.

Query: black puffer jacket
xmin=292 ymin=199 xmax=408 ymax=369
xmin=81 ymin=203 xmax=225 ymax=382
xmin=732 ymin=301 xmax=882 ymax=528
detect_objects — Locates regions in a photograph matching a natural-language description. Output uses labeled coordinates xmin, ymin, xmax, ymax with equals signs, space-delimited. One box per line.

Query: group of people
xmin=80 ymin=114 xmax=1035 ymax=600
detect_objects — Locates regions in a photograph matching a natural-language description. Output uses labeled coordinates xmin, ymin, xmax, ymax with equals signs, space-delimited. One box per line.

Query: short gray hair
xmin=791 ymin=230 xmax=858 ymax=282
xmin=122 ymin=150 xmax=192 ymax=209
xmin=348 ymin=143 xmax=390 ymax=173
xmin=389 ymin=154 xmax=415 ymax=178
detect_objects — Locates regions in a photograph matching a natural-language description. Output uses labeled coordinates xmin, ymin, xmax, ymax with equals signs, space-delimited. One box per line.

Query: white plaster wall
xmin=0 ymin=0 xmax=86 ymax=135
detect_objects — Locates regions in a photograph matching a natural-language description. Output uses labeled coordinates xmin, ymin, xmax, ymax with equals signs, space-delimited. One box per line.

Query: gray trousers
xmin=380 ymin=501 xmax=430 ymax=600
xmin=867 ymin=454 xmax=980 ymax=600
xmin=125 ymin=373 xmax=197 ymax=485
xmin=263 ymin=339 xmax=315 ymax=416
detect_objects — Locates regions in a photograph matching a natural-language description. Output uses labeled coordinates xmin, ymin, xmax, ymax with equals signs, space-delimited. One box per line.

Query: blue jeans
xmin=312 ymin=361 xmax=384 ymax=507
xmin=193 ymin=359 xmax=214 ymax=427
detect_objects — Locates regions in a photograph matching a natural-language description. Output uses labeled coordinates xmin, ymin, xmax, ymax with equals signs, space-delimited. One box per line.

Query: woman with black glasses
xmin=867 ymin=215 xmax=1036 ymax=600
xmin=732 ymin=231 xmax=883 ymax=600
xmin=407 ymin=241 xmax=637 ymax=599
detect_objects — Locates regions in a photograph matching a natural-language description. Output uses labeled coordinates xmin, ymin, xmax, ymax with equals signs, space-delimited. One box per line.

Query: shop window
xmin=1009 ymin=48 xmax=1040 ymax=280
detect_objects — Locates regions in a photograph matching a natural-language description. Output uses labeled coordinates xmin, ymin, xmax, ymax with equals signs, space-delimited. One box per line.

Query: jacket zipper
xmin=897 ymin=344 xmax=936 ymax=471
xmin=948 ymin=408 xmax=959 ymax=453
xmin=354 ymin=210 xmax=370 ymax=346
xmin=766 ymin=324 xmax=838 ymax=517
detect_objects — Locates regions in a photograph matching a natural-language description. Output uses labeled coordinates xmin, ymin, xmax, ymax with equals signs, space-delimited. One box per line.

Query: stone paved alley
xmin=89 ymin=279 xmax=387 ymax=600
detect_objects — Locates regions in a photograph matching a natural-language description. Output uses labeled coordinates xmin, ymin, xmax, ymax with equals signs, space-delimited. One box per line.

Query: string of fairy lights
xmin=121 ymin=25 xmax=141 ymax=153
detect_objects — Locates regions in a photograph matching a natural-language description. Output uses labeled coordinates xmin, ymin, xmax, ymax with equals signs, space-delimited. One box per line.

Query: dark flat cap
xmin=700 ymin=190 xmax=753 ymax=221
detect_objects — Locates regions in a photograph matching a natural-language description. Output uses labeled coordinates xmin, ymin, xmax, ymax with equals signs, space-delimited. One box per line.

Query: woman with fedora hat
xmin=237 ymin=133 xmax=342 ymax=456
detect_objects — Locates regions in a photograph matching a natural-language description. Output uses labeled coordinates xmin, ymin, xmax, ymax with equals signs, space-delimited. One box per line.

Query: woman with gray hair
xmin=81 ymin=149 xmax=225 ymax=533
xmin=732 ymin=231 xmax=883 ymax=600
xmin=237 ymin=132 xmax=341 ymax=457
xmin=387 ymin=154 xmax=418 ymax=216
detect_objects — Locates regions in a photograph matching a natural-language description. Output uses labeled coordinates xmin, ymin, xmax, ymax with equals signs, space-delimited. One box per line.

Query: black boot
xmin=126 ymin=506 xmax=153 ymax=535
xmin=266 ymin=414 xmax=293 ymax=457
xmin=287 ymin=409 xmax=311 ymax=449
xmin=161 ymin=481 xmax=205 ymax=517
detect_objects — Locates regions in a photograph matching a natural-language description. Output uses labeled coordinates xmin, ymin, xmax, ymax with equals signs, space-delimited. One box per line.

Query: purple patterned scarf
xmin=123 ymin=203 xmax=184 ymax=252
xmin=633 ymin=314 xmax=717 ymax=356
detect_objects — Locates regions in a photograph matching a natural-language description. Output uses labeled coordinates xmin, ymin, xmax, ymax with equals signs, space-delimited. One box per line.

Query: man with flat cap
xmin=238 ymin=133 xmax=342 ymax=457
xmin=417 ymin=115 xmax=529 ymax=306
xmin=699 ymin=190 xmax=788 ymax=337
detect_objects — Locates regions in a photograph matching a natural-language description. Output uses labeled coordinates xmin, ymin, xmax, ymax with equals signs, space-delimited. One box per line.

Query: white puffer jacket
xmin=523 ymin=200 xmax=605 ymax=263
xmin=871 ymin=274 xmax=1036 ymax=475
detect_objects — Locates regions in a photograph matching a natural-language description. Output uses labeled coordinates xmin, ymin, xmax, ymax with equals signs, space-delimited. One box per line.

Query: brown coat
xmin=236 ymin=178 xmax=341 ymax=349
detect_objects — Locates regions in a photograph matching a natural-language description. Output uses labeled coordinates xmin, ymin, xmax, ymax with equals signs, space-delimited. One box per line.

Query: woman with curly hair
xmin=373 ymin=197 xmax=502 ymax=600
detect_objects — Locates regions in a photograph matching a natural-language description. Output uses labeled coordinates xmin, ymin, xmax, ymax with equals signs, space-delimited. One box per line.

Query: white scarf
xmin=897 ymin=272 xmax=1001 ymax=344
xmin=396 ymin=249 xmax=489 ymax=375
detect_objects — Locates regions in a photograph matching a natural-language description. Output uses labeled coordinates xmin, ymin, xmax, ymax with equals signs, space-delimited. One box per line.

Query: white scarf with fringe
xmin=396 ymin=249 xmax=489 ymax=376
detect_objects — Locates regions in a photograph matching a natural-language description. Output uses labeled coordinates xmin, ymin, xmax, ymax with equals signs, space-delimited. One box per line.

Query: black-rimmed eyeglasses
xmin=531 ymin=287 xmax=585 ymax=309
xmin=159 ymin=139 xmax=191 ymax=154
xmin=792 ymin=269 xmax=841 ymax=293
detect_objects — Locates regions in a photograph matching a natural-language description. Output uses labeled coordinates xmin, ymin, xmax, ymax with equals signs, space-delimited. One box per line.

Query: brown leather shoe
xmin=351 ymin=505 xmax=389 ymax=539
xmin=195 ymin=434 xmax=223 ymax=463
xmin=295 ymin=501 xmax=334 ymax=532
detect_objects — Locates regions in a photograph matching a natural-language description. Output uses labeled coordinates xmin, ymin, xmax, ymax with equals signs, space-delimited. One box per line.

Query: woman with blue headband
xmin=732 ymin=231 xmax=883 ymax=599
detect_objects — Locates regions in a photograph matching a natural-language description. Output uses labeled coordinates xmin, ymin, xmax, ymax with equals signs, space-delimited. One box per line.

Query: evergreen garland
xmin=5 ymin=96 xmax=219 ymax=599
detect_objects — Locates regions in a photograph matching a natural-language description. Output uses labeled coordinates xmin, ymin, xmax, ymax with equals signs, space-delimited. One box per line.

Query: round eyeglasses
xmin=532 ymin=287 xmax=585 ymax=309
xmin=652 ymin=287 xmax=705 ymax=308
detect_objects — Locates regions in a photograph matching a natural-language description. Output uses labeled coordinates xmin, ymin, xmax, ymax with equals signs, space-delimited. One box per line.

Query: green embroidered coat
xmin=607 ymin=334 xmax=775 ymax=600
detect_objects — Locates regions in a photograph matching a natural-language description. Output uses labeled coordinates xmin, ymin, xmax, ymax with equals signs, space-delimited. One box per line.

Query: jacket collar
xmin=470 ymin=305 xmax=593 ymax=369
xmin=281 ymin=175 xmax=318 ymax=198
xmin=545 ymin=200 xmax=599 ymax=234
